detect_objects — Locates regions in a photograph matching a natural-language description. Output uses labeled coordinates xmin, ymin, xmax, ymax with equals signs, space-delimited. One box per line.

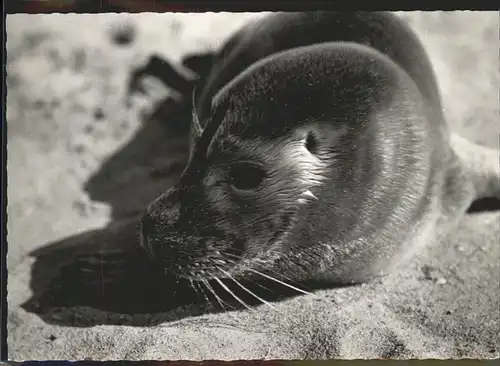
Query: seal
xmin=138 ymin=11 xmax=500 ymax=288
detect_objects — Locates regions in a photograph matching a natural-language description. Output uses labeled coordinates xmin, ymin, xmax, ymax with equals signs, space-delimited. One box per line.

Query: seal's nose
xmin=139 ymin=188 xmax=182 ymax=258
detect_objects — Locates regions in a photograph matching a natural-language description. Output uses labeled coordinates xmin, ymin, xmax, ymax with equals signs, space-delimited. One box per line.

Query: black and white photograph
xmin=5 ymin=7 xmax=500 ymax=361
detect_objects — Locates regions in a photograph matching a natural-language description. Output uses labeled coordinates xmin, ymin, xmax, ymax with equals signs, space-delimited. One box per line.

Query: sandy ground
xmin=5 ymin=11 xmax=500 ymax=361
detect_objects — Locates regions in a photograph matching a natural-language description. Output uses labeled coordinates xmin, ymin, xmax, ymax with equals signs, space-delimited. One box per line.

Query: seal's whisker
xmin=202 ymin=279 xmax=230 ymax=311
xmin=218 ymin=267 xmax=277 ymax=310
xmin=216 ymin=256 xmax=277 ymax=293
xmin=213 ymin=277 xmax=254 ymax=311
xmin=197 ymin=279 xmax=214 ymax=307
xmin=253 ymin=264 xmax=315 ymax=292
xmin=191 ymin=85 xmax=204 ymax=139
xmin=221 ymin=252 xmax=241 ymax=260
xmin=194 ymin=281 xmax=206 ymax=299
xmin=195 ymin=282 xmax=214 ymax=306
xmin=301 ymin=189 xmax=318 ymax=200
xmin=222 ymin=253 xmax=313 ymax=291
xmin=246 ymin=268 xmax=317 ymax=298
xmin=245 ymin=277 xmax=275 ymax=293
xmin=189 ymin=279 xmax=200 ymax=296
xmin=195 ymin=281 xmax=207 ymax=298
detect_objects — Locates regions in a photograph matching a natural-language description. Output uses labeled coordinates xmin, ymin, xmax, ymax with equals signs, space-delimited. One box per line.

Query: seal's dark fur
xmin=139 ymin=11 xmax=500 ymax=286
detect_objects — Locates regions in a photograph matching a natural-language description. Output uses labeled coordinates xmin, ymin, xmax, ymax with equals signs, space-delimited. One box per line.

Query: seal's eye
xmin=305 ymin=131 xmax=318 ymax=154
xmin=229 ymin=162 xmax=266 ymax=191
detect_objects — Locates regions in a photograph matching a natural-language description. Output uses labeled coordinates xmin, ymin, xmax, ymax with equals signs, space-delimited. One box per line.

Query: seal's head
xmin=140 ymin=43 xmax=418 ymax=282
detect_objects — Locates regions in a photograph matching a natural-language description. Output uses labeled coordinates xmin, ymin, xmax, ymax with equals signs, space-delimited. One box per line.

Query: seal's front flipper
xmin=450 ymin=133 xmax=500 ymax=213
xmin=128 ymin=54 xmax=197 ymax=99
xmin=128 ymin=52 xmax=216 ymax=99
xmin=126 ymin=52 xmax=216 ymax=136
xmin=182 ymin=52 xmax=216 ymax=86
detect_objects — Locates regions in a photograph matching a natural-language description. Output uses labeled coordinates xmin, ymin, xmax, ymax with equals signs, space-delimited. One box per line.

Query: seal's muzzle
xmin=139 ymin=187 xmax=182 ymax=261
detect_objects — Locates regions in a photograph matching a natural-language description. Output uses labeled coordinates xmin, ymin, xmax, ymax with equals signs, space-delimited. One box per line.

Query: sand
xmin=5 ymin=11 xmax=500 ymax=361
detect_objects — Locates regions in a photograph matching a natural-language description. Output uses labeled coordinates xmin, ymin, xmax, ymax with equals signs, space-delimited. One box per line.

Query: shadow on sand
xmin=22 ymin=50 xmax=500 ymax=328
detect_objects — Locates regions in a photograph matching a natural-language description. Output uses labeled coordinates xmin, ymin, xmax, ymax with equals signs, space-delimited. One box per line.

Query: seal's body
xmin=139 ymin=12 xmax=500 ymax=285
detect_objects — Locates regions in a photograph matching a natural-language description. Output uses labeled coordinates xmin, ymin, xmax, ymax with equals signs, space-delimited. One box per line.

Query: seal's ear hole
xmin=229 ymin=162 xmax=266 ymax=192
xmin=305 ymin=131 xmax=319 ymax=155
